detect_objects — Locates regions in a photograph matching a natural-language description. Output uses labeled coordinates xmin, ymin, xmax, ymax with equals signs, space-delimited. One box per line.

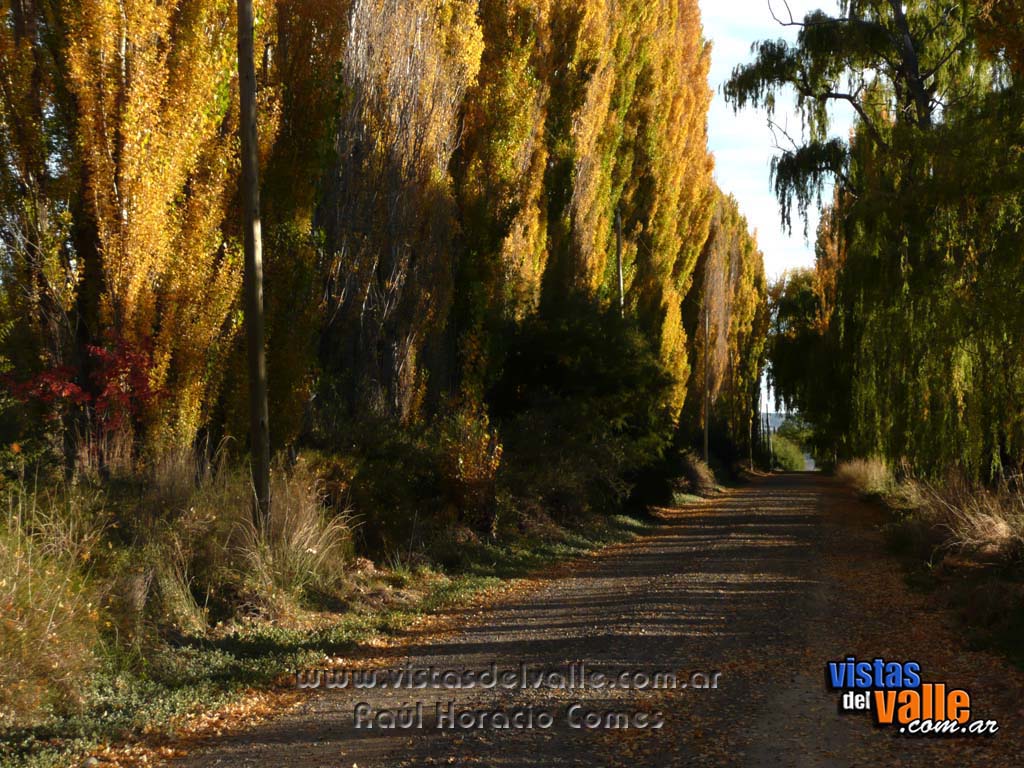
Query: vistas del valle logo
xmin=826 ymin=657 xmax=999 ymax=736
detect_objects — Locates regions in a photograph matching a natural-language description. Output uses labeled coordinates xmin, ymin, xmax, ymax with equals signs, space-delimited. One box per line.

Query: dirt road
xmin=173 ymin=474 xmax=1021 ymax=767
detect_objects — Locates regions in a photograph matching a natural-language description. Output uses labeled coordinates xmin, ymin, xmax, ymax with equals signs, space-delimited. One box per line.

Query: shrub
xmin=490 ymin=303 xmax=676 ymax=519
xmin=678 ymin=451 xmax=718 ymax=495
xmin=308 ymin=422 xmax=443 ymax=557
xmin=498 ymin=404 xmax=635 ymax=520
xmin=436 ymin=403 xmax=502 ymax=534
xmin=772 ymin=435 xmax=806 ymax=471
xmin=6 ymin=337 xmax=161 ymax=472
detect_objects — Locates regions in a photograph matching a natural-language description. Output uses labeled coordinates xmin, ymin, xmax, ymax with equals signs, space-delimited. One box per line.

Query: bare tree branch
xmin=817 ymin=89 xmax=888 ymax=148
xmin=790 ymin=73 xmax=889 ymax=149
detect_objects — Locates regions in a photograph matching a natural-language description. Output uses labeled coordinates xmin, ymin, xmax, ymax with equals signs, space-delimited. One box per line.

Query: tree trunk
xmin=703 ymin=302 xmax=709 ymax=463
xmin=615 ymin=207 xmax=624 ymax=318
xmin=237 ymin=0 xmax=271 ymax=528
xmin=888 ymin=0 xmax=932 ymax=128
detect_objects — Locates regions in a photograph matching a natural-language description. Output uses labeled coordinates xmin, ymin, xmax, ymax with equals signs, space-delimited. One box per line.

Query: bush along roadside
xmin=835 ymin=458 xmax=1024 ymax=667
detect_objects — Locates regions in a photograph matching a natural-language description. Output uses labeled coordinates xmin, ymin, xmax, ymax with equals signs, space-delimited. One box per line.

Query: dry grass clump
xmin=235 ymin=466 xmax=356 ymax=614
xmin=152 ymin=457 xmax=356 ymax=625
xmin=838 ymin=458 xmax=1024 ymax=561
xmin=679 ymin=451 xmax=718 ymax=496
xmin=917 ymin=478 xmax=1024 ymax=561
xmin=836 ymin=457 xmax=894 ymax=497
xmin=0 ymin=447 xmax=359 ymax=730
xmin=0 ymin=480 xmax=105 ymax=725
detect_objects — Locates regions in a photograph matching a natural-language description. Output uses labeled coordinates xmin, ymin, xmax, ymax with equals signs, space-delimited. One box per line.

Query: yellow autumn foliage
xmin=1 ymin=0 xmax=765 ymax=473
xmin=65 ymin=0 xmax=280 ymax=450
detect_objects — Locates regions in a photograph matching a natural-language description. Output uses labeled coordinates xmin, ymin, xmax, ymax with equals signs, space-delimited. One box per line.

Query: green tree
xmin=730 ymin=1 xmax=1024 ymax=481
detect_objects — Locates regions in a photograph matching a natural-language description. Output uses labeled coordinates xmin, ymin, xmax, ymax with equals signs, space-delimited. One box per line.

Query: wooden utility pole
xmin=748 ymin=413 xmax=754 ymax=471
xmin=763 ymin=398 xmax=770 ymax=467
xmin=237 ymin=0 xmax=270 ymax=528
xmin=615 ymin=207 xmax=624 ymax=318
xmin=703 ymin=300 xmax=709 ymax=463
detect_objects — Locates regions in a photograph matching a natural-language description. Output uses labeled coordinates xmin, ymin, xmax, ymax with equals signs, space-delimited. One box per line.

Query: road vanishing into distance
xmin=172 ymin=474 xmax=1022 ymax=767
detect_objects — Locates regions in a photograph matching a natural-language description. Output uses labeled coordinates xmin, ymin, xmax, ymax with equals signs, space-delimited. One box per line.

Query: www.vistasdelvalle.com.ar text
xmin=294 ymin=662 xmax=721 ymax=692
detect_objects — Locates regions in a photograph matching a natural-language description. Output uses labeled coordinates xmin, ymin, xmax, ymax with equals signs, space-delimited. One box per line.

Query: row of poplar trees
xmin=731 ymin=1 xmax=1024 ymax=481
xmin=0 ymin=0 xmax=768 ymax=484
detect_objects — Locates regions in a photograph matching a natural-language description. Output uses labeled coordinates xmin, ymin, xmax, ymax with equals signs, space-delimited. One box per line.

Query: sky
xmin=699 ymin=0 xmax=854 ymax=279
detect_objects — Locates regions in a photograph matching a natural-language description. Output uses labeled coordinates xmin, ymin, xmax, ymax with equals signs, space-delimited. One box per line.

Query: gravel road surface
xmin=172 ymin=473 xmax=1022 ymax=767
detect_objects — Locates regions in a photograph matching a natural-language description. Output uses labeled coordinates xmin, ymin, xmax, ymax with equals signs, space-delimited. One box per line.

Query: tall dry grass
xmin=837 ymin=458 xmax=1024 ymax=560
xmin=836 ymin=457 xmax=895 ymax=497
xmin=148 ymin=454 xmax=356 ymax=625
xmin=917 ymin=478 xmax=1024 ymax=560
xmin=234 ymin=466 xmax=355 ymax=614
xmin=1 ymin=450 xmax=357 ymax=725
xmin=0 ymin=478 xmax=105 ymax=724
